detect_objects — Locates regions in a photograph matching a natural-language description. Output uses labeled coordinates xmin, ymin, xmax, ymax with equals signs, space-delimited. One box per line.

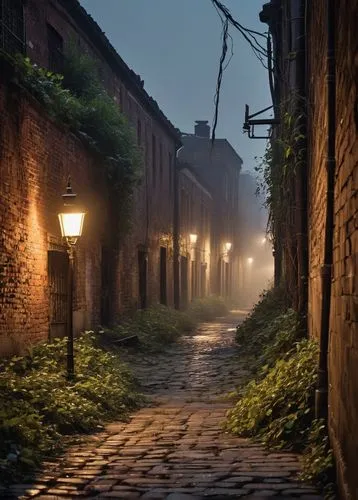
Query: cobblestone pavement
xmin=5 ymin=313 xmax=323 ymax=499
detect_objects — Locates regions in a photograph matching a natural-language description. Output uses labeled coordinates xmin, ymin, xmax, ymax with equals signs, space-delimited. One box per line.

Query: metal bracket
xmin=243 ymin=104 xmax=280 ymax=139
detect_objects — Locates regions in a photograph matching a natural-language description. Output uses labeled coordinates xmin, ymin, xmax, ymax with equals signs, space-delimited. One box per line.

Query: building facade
xmin=179 ymin=121 xmax=243 ymax=302
xmin=177 ymin=162 xmax=212 ymax=308
xmin=0 ymin=0 xmax=181 ymax=355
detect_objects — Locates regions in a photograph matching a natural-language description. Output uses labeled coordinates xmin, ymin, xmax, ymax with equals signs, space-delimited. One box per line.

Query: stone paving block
xmin=7 ymin=316 xmax=324 ymax=500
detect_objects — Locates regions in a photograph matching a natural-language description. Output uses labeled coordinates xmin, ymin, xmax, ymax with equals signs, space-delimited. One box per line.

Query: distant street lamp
xmin=225 ymin=242 xmax=232 ymax=252
xmin=247 ymin=257 xmax=254 ymax=265
xmin=58 ymin=178 xmax=86 ymax=379
xmin=189 ymin=233 xmax=198 ymax=246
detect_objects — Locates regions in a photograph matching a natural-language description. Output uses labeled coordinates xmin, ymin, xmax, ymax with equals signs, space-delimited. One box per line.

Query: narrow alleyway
xmin=8 ymin=314 xmax=323 ymax=499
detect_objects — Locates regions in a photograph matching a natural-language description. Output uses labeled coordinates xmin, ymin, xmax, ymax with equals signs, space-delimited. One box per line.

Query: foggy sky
xmin=80 ymin=0 xmax=271 ymax=172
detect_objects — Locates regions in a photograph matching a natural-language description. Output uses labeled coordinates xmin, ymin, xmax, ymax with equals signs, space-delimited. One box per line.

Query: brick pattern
xmin=5 ymin=316 xmax=323 ymax=499
xmin=307 ymin=1 xmax=358 ymax=498
xmin=0 ymin=0 xmax=181 ymax=353
xmin=0 ymin=78 xmax=108 ymax=355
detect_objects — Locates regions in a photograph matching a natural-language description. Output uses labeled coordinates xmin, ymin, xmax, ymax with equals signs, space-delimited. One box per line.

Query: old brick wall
xmin=0 ymin=73 xmax=109 ymax=356
xmin=307 ymin=1 xmax=358 ymax=498
xmin=20 ymin=0 xmax=179 ymax=315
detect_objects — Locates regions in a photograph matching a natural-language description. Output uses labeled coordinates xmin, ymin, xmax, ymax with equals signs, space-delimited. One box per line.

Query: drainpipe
xmin=315 ymin=0 xmax=336 ymax=420
xmin=173 ymin=146 xmax=183 ymax=310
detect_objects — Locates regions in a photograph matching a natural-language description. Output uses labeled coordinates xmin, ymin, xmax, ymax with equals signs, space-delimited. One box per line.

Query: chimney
xmin=194 ymin=120 xmax=210 ymax=138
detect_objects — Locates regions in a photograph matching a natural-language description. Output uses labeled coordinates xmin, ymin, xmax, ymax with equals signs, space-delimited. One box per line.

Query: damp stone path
xmin=6 ymin=313 xmax=323 ymax=499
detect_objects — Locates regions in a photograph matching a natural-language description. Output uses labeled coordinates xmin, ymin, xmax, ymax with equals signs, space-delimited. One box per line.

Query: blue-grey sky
xmin=80 ymin=0 xmax=270 ymax=171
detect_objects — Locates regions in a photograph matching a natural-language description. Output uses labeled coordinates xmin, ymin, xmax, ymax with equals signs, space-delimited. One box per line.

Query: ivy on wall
xmin=255 ymin=91 xmax=306 ymax=305
xmin=10 ymin=48 xmax=143 ymax=237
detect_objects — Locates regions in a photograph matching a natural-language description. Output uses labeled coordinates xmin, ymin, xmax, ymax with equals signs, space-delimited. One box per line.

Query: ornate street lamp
xmin=58 ymin=178 xmax=86 ymax=379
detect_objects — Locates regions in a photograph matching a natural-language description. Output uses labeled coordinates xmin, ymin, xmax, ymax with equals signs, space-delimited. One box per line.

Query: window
xmin=0 ymin=0 xmax=24 ymax=55
xmin=137 ymin=119 xmax=142 ymax=146
xmin=152 ymin=134 xmax=156 ymax=187
xmin=159 ymin=143 xmax=163 ymax=184
xmin=168 ymin=152 xmax=173 ymax=194
xmin=47 ymin=24 xmax=63 ymax=73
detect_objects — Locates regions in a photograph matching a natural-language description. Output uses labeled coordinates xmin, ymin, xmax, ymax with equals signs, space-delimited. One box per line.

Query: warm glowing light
xmin=225 ymin=242 xmax=232 ymax=252
xmin=261 ymin=237 xmax=267 ymax=244
xmin=58 ymin=212 xmax=85 ymax=239
xmin=58 ymin=178 xmax=86 ymax=246
xmin=247 ymin=257 xmax=254 ymax=264
xmin=189 ymin=233 xmax=198 ymax=245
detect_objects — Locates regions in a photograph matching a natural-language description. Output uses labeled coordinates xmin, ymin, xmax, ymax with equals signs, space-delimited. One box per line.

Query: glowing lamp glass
xmin=58 ymin=212 xmax=85 ymax=240
xmin=225 ymin=242 xmax=232 ymax=251
xmin=247 ymin=257 xmax=254 ymax=264
xmin=189 ymin=233 xmax=198 ymax=245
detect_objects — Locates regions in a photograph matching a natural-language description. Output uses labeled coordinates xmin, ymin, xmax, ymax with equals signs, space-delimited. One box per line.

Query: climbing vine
xmin=10 ymin=48 xmax=142 ymax=237
xmin=255 ymin=91 xmax=307 ymax=305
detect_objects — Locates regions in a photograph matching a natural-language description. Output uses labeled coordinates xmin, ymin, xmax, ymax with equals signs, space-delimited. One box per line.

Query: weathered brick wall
xmin=4 ymin=0 xmax=179 ymax=322
xmin=307 ymin=1 xmax=328 ymax=340
xmin=0 ymin=73 xmax=108 ymax=355
xmin=307 ymin=1 xmax=358 ymax=498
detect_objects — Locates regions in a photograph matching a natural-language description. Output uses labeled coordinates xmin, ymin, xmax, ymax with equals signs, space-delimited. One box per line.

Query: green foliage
xmin=255 ymin=94 xmax=306 ymax=244
xmin=12 ymin=51 xmax=142 ymax=236
xmin=0 ymin=333 xmax=141 ymax=482
xmin=236 ymin=287 xmax=288 ymax=349
xmin=104 ymin=304 xmax=197 ymax=352
xmin=300 ymin=419 xmax=335 ymax=496
xmin=187 ymin=295 xmax=228 ymax=321
xmin=235 ymin=287 xmax=303 ymax=373
xmin=227 ymin=339 xmax=319 ymax=451
xmin=104 ymin=298 xmax=229 ymax=352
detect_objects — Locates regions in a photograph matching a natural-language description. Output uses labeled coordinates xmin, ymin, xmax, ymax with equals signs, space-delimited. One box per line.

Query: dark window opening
xmin=191 ymin=260 xmax=198 ymax=300
xmin=137 ymin=118 xmax=142 ymax=146
xmin=180 ymin=256 xmax=188 ymax=309
xmin=138 ymin=249 xmax=147 ymax=309
xmin=159 ymin=143 xmax=163 ymax=184
xmin=200 ymin=263 xmax=207 ymax=297
xmin=168 ymin=152 xmax=173 ymax=194
xmin=217 ymin=258 xmax=222 ymax=295
xmin=160 ymin=246 xmax=167 ymax=305
xmin=152 ymin=134 xmax=156 ymax=187
xmin=47 ymin=24 xmax=63 ymax=73
xmin=224 ymin=262 xmax=230 ymax=298
xmin=0 ymin=0 xmax=25 ymax=56
xmin=101 ymin=246 xmax=112 ymax=326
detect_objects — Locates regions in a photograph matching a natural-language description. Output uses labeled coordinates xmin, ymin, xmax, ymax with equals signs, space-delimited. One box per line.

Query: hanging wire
xmin=210 ymin=0 xmax=270 ymax=143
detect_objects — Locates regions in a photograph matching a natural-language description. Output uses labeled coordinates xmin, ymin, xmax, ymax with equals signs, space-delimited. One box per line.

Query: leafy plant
xmin=0 ymin=334 xmax=141 ymax=483
xmin=11 ymin=51 xmax=142 ymax=237
xmin=300 ymin=419 xmax=335 ymax=496
xmin=226 ymin=339 xmax=319 ymax=451
xmin=236 ymin=287 xmax=288 ymax=346
xmin=187 ymin=295 xmax=228 ymax=321
xmin=103 ymin=304 xmax=197 ymax=352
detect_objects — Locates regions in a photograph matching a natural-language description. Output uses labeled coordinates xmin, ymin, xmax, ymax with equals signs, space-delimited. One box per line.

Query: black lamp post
xmin=58 ymin=178 xmax=86 ymax=379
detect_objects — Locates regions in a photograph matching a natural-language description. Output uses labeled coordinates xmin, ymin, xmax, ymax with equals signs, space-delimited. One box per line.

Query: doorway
xmin=138 ymin=249 xmax=148 ymax=309
xmin=160 ymin=246 xmax=167 ymax=305
xmin=180 ymin=256 xmax=188 ymax=309
xmin=100 ymin=246 xmax=112 ymax=326
xmin=48 ymin=250 xmax=68 ymax=340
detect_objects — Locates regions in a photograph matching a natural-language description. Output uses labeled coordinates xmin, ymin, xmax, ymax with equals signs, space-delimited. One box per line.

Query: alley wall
xmin=307 ymin=1 xmax=358 ymax=498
